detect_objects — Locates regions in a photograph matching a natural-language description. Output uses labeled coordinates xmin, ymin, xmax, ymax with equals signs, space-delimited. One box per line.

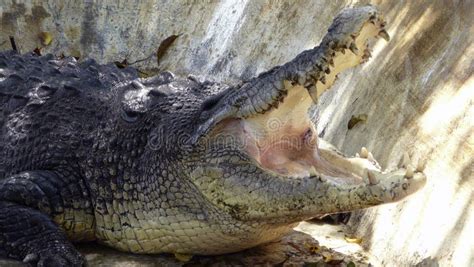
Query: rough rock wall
xmin=1 ymin=0 xmax=472 ymax=266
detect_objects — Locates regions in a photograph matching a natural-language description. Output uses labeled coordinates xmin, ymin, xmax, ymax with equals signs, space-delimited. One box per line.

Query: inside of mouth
xmin=217 ymin=84 xmax=364 ymax=184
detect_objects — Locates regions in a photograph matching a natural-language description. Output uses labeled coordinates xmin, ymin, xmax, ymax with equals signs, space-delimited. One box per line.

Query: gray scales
xmin=0 ymin=6 xmax=426 ymax=266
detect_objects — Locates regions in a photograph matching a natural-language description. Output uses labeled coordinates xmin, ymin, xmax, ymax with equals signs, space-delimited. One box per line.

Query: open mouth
xmin=204 ymin=8 xmax=389 ymax=185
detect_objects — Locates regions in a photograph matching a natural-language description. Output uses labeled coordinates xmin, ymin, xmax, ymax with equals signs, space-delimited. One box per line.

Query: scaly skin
xmin=0 ymin=6 xmax=426 ymax=266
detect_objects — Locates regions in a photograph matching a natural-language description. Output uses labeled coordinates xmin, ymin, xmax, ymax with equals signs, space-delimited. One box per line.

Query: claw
xmin=349 ymin=42 xmax=359 ymax=55
xmin=405 ymin=164 xmax=414 ymax=179
xmin=360 ymin=147 xmax=369 ymax=158
xmin=367 ymin=170 xmax=379 ymax=185
xmin=378 ymin=30 xmax=390 ymax=41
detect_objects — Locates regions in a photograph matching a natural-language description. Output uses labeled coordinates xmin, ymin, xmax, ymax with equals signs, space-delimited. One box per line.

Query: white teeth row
xmin=401 ymin=153 xmax=426 ymax=178
xmin=355 ymin=146 xmax=427 ymax=183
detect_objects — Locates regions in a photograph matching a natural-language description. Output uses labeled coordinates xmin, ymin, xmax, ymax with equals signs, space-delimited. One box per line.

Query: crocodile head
xmin=182 ymin=6 xmax=426 ymax=224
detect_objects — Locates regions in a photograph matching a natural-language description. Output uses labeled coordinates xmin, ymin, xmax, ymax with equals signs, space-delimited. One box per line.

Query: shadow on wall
xmin=316 ymin=0 xmax=473 ymax=266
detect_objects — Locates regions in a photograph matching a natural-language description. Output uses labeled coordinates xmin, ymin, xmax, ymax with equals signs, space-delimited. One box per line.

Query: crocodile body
xmin=0 ymin=6 xmax=426 ymax=266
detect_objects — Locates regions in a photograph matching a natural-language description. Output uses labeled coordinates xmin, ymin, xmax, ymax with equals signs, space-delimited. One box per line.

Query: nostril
xmin=303 ymin=127 xmax=316 ymax=146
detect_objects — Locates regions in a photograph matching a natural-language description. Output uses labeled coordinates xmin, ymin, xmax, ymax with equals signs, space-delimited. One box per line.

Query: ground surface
xmin=0 ymin=222 xmax=375 ymax=266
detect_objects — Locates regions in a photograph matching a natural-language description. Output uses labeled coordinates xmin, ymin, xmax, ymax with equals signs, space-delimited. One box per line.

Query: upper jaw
xmin=192 ymin=5 xmax=389 ymax=145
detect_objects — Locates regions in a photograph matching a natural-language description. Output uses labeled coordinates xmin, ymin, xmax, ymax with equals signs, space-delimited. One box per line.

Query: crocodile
xmin=0 ymin=6 xmax=426 ymax=266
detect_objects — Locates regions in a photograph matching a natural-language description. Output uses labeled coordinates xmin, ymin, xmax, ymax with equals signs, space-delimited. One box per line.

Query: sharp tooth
xmin=402 ymin=152 xmax=411 ymax=168
xmin=405 ymin=164 xmax=414 ymax=178
xmin=360 ymin=147 xmax=369 ymax=158
xmin=349 ymin=43 xmax=359 ymax=55
xmin=378 ymin=30 xmax=390 ymax=41
xmin=319 ymin=76 xmax=326 ymax=85
xmin=308 ymin=85 xmax=318 ymax=103
xmin=329 ymin=58 xmax=335 ymax=67
xmin=367 ymin=170 xmax=379 ymax=185
xmin=355 ymin=153 xmax=360 ymax=158
xmin=416 ymin=158 xmax=427 ymax=172
xmin=319 ymin=175 xmax=327 ymax=182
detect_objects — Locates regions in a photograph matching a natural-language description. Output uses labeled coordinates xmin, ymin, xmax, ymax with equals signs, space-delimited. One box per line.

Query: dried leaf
xmin=156 ymin=34 xmax=182 ymax=65
xmin=344 ymin=236 xmax=363 ymax=244
xmin=174 ymin=253 xmax=193 ymax=262
xmin=347 ymin=114 xmax=368 ymax=129
xmin=39 ymin=32 xmax=53 ymax=46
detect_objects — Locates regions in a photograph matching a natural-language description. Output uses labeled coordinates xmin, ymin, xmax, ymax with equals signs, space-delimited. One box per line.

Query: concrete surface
xmin=1 ymin=0 xmax=473 ymax=266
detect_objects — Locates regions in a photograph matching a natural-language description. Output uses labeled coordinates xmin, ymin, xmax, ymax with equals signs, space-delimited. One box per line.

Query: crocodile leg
xmin=0 ymin=170 xmax=91 ymax=266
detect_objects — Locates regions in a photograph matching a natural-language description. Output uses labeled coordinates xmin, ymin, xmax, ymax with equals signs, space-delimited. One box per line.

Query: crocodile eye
xmin=121 ymin=109 xmax=141 ymax=123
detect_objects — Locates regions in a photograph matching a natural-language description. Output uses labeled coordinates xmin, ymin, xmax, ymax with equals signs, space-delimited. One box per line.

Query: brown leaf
xmin=156 ymin=34 xmax=182 ymax=65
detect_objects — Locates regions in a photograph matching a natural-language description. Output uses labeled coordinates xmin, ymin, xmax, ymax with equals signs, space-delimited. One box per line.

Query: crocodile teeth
xmin=416 ymin=158 xmax=427 ymax=172
xmin=319 ymin=76 xmax=326 ymax=85
xmin=307 ymin=85 xmax=318 ymax=103
xmin=405 ymin=164 xmax=414 ymax=179
xmin=298 ymin=75 xmax=306 ymax=85
xmin=360 ymin=147 xmax=369 ymax=158
xmin=402 ymin=152 xmax=411 ymax=168
xmin=355 ymin=153 xmax=360 ymax=158
xmin=378 ymin=30 xmax=390 ymax=41
xmin=309 ymin=166 xmax=318 ymax=176
xmin=367 ymin=152 xmax=375 ymax=163
xmin=367 ymin=170 xmax=379 ymax=185
xmin=349 ymin=43 xmax=359 ymax=55
xmin=329 ymin=58 xmax=335 ymax=67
